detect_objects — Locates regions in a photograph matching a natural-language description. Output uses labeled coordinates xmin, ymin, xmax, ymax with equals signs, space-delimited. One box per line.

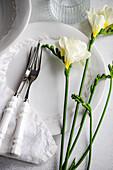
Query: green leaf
xmin=90 ymin=73 xmax=111 ymax=93
xmin=68 ymin=158 xmax=76 ymax=170
xmin=71 ymin=94 xmax=91 ymax=112
xmin=65 ymin=64 xmax=72 ymax=76
xmin=42 ymin=43 xmax=65 ymax=64
xmin=108 ymin=63 xmax=113 ymax=78
xmin=90 ymin=84 xmax=94 ymax=93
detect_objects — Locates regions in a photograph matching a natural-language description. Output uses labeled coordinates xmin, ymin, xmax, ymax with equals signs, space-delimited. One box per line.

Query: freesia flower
xmin=98 ymin=5 xmax=113 ymax=28
xmin=55 ymin=36 xmax=91 ymax=69
xmin=87 ymin=8 xmax=105 ymax=37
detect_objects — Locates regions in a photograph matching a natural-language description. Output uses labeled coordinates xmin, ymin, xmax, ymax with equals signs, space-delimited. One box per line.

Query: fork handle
xmin=10 ymin=101 xmax=29 ymax=156
xmin=0 ymin=96 xmax=18 ymax=147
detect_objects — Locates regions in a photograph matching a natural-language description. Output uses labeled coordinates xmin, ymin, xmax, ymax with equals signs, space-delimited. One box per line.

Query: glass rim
xmin=51 ymin=0 xmax=89 ymax=8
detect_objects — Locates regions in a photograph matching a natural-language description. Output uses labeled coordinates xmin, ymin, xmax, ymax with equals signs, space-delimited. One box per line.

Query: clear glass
xmin=50 ymin=0 xmax=90 ymax=24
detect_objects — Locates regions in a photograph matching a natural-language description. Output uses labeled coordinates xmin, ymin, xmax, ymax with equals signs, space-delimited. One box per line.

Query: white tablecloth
xmin=0 ymin=0 xmax=113 ymax=170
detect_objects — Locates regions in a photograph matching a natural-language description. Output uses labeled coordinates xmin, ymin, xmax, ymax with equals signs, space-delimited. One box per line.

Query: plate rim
xmin=0 ymin=0 xmax=32 ymax=55
xmin=7 ymin=21 xmax=107 ymax=136
xmin=25 ymin=21 xmax=107 ymax=114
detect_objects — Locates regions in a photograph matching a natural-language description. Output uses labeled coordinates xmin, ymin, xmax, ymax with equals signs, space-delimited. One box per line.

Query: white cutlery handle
xmin=0 ymin=96 xmax=18 ymax=147
xmin=10 ymin=101 xmax=29 ymax=156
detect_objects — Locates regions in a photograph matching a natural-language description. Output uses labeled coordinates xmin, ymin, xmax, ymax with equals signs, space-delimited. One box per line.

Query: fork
xmin=10 ymin=42 xmax=42 ymax=156
xmin=0 ymin=44 xmax=39 ymax=147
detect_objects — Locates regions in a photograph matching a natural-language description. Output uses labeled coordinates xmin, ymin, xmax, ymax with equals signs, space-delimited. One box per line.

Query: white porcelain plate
xmin=0 ymin=0 xmax=31 ymax=54
xmin=6 ymin=22 xmax=106 ymax=135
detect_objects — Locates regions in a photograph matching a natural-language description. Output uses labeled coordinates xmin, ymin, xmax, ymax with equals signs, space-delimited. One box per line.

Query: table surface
xmin=0 ymin=0 xmax=113 ymax=170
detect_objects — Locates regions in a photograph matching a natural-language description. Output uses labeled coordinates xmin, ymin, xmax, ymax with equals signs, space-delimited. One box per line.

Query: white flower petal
xmin=87 ymin=7 xmax=105 ymax=36
xmin=98 ymin=5 xmax=113 ymax=28
xmin=87 ymin=8 xmax=96 ymax=27
xmin=102 ymin=5 xmax=113 ymax=25
xmin=93 ymin=14 xmax=105 ymax=32
xmin=55 ymin=37 xmax=91 ymax=68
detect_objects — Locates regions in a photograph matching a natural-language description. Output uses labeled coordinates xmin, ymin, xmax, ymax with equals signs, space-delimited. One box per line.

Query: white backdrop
xmin=0 ymin=0 xmax=113 ymax=170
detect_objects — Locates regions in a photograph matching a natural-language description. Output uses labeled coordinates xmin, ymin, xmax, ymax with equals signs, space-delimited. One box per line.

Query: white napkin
xmin=0 ymin=41 xmax=57 ymax=164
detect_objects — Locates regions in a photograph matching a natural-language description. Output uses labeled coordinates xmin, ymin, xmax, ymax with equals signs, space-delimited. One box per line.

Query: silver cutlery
xmin=0 ymin=46 xmax=34 ymax=147
xmin=0 ymin=41 xmax=42 ymax=155
xmin=10 ymin=42 xmax=42 ymax=156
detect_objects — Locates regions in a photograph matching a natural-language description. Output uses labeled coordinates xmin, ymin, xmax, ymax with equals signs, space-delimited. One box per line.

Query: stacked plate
xmin=0 ymin=0 xmax=31 ymax=54
xmin=0 ymin=0 xmax=106 ymax=136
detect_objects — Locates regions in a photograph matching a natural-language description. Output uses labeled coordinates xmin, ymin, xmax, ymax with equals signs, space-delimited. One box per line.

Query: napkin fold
xmin=0 ymin=41 xmax=57 ymax=165
xmin=0 ymin=84 xmax=57 ymax=165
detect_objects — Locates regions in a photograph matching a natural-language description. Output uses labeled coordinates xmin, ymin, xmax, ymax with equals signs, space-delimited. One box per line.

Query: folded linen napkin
xmin=0 ymin=41 xmax=57 ymax=165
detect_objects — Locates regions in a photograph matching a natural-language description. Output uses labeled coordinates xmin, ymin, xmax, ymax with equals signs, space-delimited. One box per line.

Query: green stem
xmin=68 ymin=74 xmax=110 ymax=170
xmin=87 ymin=110 xmax=92 ymax=170
xmin=69 ymin=94 xmax=92 ymax=170
xmin=68 ymin=158 xmax=76 ymax=170
xmin=59 ymin=70 xmax=69 ymax=170
xmin=63 ymin=37 xmax=94 ymax=170
xmin=70 ymin=95 xmax=92 ymax=170
xmin=63 ymin=59 xmax=89 ymax=170
xmin=100 ymin=32 xmax=113 ymax=34
xmin=72 ymin=77 xmax=112 ymax=170
xmin=69 ymin=82 xmax=96 ymax=157
xmin=98 ymin=28 xmax=113 ymax=35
